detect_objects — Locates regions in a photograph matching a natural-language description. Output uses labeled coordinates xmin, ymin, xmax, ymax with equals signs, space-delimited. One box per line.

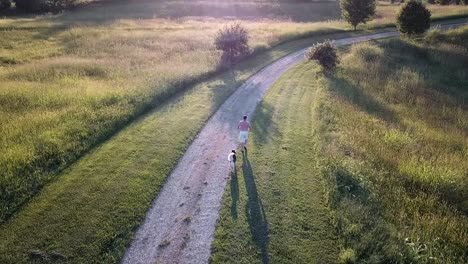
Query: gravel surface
xmin=122 ymin=22 xmax=468 ymax=264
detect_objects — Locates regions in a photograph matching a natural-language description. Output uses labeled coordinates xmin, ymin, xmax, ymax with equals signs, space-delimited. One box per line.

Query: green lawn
xmin=2 ymin=0 xmax=468 ymax=223
xmin=211 ymin=25 xmax=468 ymax=263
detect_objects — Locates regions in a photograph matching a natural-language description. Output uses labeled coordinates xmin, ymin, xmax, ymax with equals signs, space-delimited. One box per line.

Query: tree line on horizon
xmin=310 ymin=0 xmax=432 ymax=71
xmin=0 ymin=0 xmax=76 ymax=13
xmin=0 ymin=0 xmax=467 ymax=13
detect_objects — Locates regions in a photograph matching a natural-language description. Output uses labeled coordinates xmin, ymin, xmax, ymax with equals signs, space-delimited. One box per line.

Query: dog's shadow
xmin=230 ymin=165 xmax=239 ymax=219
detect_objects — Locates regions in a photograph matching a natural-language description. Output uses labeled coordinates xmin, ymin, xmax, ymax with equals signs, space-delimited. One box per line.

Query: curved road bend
xmin=122 ymin=21 xmax=468 ymax=264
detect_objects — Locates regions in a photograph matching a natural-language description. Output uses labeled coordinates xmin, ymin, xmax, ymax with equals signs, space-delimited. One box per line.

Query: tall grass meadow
xmin=315 ymin=26 xmax=468 ymax=263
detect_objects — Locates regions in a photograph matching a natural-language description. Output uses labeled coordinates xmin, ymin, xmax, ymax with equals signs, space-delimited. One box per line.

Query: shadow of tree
xmin=208 ymin=70 xmax=243 ymax=113
xmin=375 ymin=38 xmax=468 ymax=109
xmin=251 ymin=102 xmax=279 ymax=146
xmin=328 ymin=75 xmax=400 ymax=125
xmin=364 ymin=152 xmax=468 ymax=216
xmin=242 ymin=152 xmax=269 ymax=264
xmin=337 ymin=38 xmax=468 ymax=214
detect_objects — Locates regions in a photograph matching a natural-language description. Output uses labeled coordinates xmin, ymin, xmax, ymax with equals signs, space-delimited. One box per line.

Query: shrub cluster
xmin=307 ymin=41 xmax=339 ymax=71
xmin=214 ymin=23 xmax=250 ymax=67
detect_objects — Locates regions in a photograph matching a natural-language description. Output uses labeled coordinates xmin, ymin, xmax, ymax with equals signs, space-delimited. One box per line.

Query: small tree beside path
xmin=340 ymin=0 xmax=376 ymax=30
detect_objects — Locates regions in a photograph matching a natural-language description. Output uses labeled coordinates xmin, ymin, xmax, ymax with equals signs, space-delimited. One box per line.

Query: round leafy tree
xmin=214 ymin=23 xmax=250 ymax=66
xmin=307 ymin=41 xmax=339 ymax=71
xmin=340 ymin=0 xmax=376 ymax=30
xmin=396 ymin=0 xmax=431 ymax=36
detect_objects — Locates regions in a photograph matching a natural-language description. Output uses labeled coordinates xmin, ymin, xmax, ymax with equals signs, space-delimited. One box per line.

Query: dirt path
xmin=122 ymin=22 xmax=467 ymax=264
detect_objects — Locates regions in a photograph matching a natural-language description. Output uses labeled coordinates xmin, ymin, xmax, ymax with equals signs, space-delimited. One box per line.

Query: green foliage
xmin=0 ymin=0 xmax=11 ymax=10
xmin=307 ymin=40 xmax=339 ymax=71
xmin=214 ymin=23 xmax=250 ymax=66
xmin=340 ymin=0 xmax=376 ymax=30
xmin=14 ymin=0 xmax=74 ymax=13
xmin=396 ymin=0 xmax=431 ymax=35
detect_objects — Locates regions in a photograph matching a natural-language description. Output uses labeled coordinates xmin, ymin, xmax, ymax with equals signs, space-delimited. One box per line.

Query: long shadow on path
xmin=242 ymin=152 xmax=270 ymax=264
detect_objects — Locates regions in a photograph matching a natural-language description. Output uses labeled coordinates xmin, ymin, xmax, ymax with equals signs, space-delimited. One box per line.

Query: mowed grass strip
xmin=2 ymin=0 xmax=468 ymax=222
xmin=311 ymin=27 xmax=468 ymax=262
xmin=0 ymin=31 xmax=364 ymax=264
xmin=211 ymin=62 xmax=338 ymax=264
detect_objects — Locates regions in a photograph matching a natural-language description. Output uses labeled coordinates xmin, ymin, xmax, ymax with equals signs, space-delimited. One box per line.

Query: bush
xmin=15 ymin=0 xmax=73 ymax=13
xmin=340 ymin=0 xmax=376 ymax=30
xmin=307 ymin=41 xmax=339 ymax=71
xmin=396 ymin=0 xmax=431 ymax=36
xmin=0 ymin=0 xmax=11 ymax=10
xmin=214 ymin=23 xmax=250 ymax=66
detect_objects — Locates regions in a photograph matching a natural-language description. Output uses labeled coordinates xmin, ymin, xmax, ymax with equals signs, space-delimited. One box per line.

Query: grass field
xmin=0 ymin=0 xmax=344 ymax=223
xmin=319 ymin=26 xmax=468 ymax=263
xmin=0 ymin=30 xmax=372 ymax=264
xmin=2 ymin=0 xmax=468 ymax=224
xmin=211 ymin=25 xmax=468 ymax=263
xmin=1 ymin=0 xmax=468 ymax=261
